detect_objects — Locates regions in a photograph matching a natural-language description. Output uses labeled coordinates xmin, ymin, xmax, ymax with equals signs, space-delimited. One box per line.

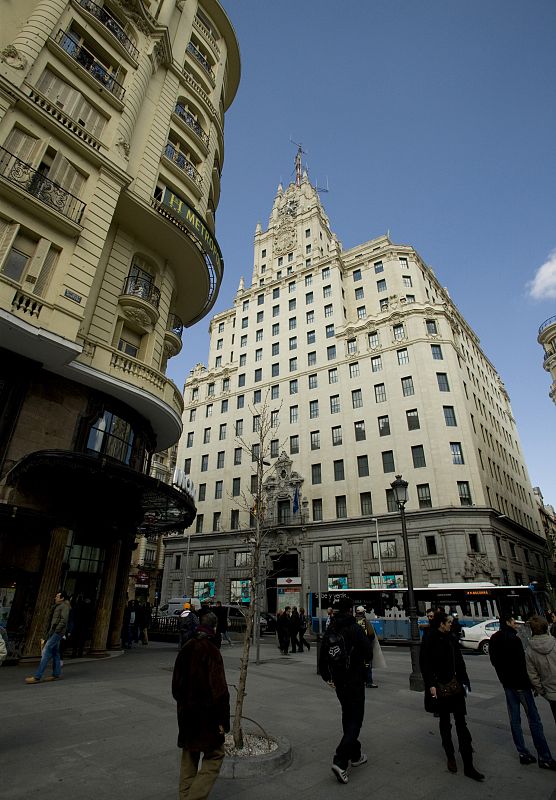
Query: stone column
xmin=108 ymin=541 xmax=133 ymax=649
xmin=89 ymin=538 xmax=121 ymax=655
xmin=22 ymin=526 xmax=68 ymax=659
xmin=1 ymin=0 xmax=68 ymax=87
xmin=115 ymin=48 xmax=155 ymax=159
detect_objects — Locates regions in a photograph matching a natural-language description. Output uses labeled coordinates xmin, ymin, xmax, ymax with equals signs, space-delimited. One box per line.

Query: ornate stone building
xmin=0 ymin=0 xmax=239 ymax=656
xmin=538 ymin=315 xmax=556 ymax=406
xmin=162 ymin=154 xmax=552 ymax=612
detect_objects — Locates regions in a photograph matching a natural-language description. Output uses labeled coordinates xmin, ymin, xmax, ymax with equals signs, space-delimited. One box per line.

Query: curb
xmin=220 ymin=735 xmax=292 ymax=778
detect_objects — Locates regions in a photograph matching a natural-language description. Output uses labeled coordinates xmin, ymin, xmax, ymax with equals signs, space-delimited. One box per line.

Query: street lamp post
xmin=370 ymin=517 xmax=383 ymax=588
xmin=390 ymin=475 xmax=424 ymax=692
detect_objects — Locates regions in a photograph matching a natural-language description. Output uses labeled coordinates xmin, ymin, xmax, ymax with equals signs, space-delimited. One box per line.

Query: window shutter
xmin=34 ymin=246 xmax=58 ymax=296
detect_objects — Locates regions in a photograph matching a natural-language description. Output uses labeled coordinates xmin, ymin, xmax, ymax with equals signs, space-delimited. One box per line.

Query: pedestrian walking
xmin=172 ymin=611 xmax=230 ymax=799
xmin=319 ymin=597 xmax=372 ymax=785
xmin=489 ymin=614 xmax=556 ymax=769
xmin=213 ymin=601 xmax=233 ymax=646
xmin=276 ymin=608 xmax=290 ymax=655
xmin=526 ymin=614 xmax=556 ymax=724
xmin=178 ymin=602 xmax=199 ymax=649
xmin=420 ymin=611 xmax=484 ymax=780
xmin=325 ymin=607 xmax=334 ymax=629
xmin=289 ymin=607 xmax=301 ymax=653
xmin=355 ymin=606 xmax=378 ymax=688
xmin=0 ymin=625 xmax=7 ymax=664
xmin=25 ymin=591 xmax=70 ymax=684
xmin=450 ymin=613 xmax=462 ymax=641
xmin=298 ymin=608 xmax=311 ymax=651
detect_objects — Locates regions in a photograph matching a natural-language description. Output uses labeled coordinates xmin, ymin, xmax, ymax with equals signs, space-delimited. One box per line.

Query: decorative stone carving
xmin=1 ymin=45 xmax=27 ymax=70
xmin=462 ymin=553 xmax=495 ymax=579
xmin=116 ymin=136 xmax=130 ymax=158
xmin=122 ymin=306 xmax=153 ymax=332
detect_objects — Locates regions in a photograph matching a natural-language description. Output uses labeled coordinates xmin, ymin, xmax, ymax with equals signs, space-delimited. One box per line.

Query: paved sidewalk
xmin=3 ymin=638 xmax=556 ymax=799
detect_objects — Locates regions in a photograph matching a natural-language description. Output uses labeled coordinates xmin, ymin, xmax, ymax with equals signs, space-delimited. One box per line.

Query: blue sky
xmin=168 ymin=0 xmax=556 ymax=506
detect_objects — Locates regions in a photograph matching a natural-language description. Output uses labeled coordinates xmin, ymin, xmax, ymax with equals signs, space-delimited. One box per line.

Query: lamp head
xmin=390 ymin=475 xmax=409 ymax=507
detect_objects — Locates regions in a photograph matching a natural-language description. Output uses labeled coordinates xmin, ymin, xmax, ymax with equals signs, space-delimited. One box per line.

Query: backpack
xmin=323 ymin=626 xmax=353 ymax=684
xmin=178 ymin=611 xmax=198 ymax=645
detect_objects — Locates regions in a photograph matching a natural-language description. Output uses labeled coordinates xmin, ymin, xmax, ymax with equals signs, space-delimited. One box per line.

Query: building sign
xmin=193 ymin=580 xmax=215 ymax=602
xmin=172 ymin=468 xmax=196 ymax=502
xmin=163 ymin=189 xmax=223 ymax=274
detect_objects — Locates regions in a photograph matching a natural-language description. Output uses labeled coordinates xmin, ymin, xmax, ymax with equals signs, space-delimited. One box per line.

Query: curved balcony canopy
xmin=539 ymin=315 xmax=556 ymax=337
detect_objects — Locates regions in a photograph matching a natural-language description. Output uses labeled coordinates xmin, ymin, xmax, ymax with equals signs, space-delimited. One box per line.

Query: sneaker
xmin=519 ymin=754 xmax=536 ymax=766
xmin=351 ymin=754 xmax=368 ymax=767
xmin=538 ymin=759 xmax=556 ymax=770
xmin=44 ymin=676 xmax=62 ymax=682
xmin=369 ymin=683 xmax=378 ymax=688
xmin=25 ymin=676 xmax=41 ymax=684
xmin=331 ymin=764 xmax=349 ymax=784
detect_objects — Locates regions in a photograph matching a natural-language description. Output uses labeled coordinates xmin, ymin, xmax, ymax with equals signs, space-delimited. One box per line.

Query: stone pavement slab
xmin=2 ymin=638 xmax=556 ymax=799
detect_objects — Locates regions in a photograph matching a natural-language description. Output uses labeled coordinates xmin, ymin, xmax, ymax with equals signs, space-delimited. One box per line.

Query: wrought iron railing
xmin=77 ymin=0 xmax=138 ymax=59
xmin=539 ymin=315 xmax=556 ymax=336
xmin=187 ymin=41 xmax=214 ymax=80
xmin=174 ymin=104 xmax=209 ymax=146
xmin=167 ymin=313 xmax=184 ymax=338
xmin=163 ymin=142 xmax=202 ymax=186
xmin=55 ymin=30 xmax=125 ymax=101
xmin=121 ymin=275 xmax=161 ymax=309
xmin=0 ymin=146 xmax=86 ymax=223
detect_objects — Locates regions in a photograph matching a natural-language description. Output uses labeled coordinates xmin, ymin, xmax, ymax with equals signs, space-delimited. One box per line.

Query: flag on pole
xmin=293 ymin=486 xmax=300 ymax=514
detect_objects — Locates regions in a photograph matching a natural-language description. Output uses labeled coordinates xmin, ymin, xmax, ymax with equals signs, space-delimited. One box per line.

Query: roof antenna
xmin=289 ymin=137 xmax=307 ymax=186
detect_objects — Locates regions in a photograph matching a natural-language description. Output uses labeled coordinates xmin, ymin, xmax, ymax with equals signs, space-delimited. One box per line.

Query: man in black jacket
xmin=319 ymin=598 xmax=372 ymax=784
xmin=489 ymin=615 xmax=556 ymax=769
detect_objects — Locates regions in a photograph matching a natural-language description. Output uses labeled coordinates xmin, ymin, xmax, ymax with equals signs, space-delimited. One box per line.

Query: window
xmin=201 ymin=454 xmax=209 ymax=471
xmin=207 ymin=382 xmax=215 ymax=397
xmin=184 ymin=458 xmax=191 ymax=475
xmin=219 ymin=423 xmax=226 ymax=440
xmin=412 ymin=445 xmax=426 ymax=468
xmin=374 ymin=383 xmax=386 ymax=403
xmin=272 ymin=342 xmax=279 ymax=356
xmin=230 ymin=509 xmax=240 ymax=530
xmin=437 ymin=373 xmax=450 ymax=391
xmin=322 ymin=544 xmax=342 ymax=562
xmin=376 ymin=279 xmax=387 ymax=293
xmin=353 ymin=269 xmax=362 ymax=282
xmin=349 ymin=362 xmax=360 ymax=378
xmin=329 ymin=368 xmax=339 ymax=384
xmin=397 ymin=348 xmax=409 ymax=365
xmin=368 ymin=331 xmax=379 ymax=348
xmin=306 ymin=245 xmax=312 ymax=255
xmin=212 ymin=512 xmax=221 ymax=531
xmin=271 ymin=362 xmax=279 ymax=377
xmin=323 ymin=284 xmax=332 ymax=298
xmin=273 ymin=287 xmax=280 ymax=299
xmin=469 ymin=533 xmax=480 ymax=553
xmin=327 ymin=345 xmax=336 ymax=360
xmin=378 ymin=415 xmax=390 ymax=436
xmin=357 ymin=455 xmax=369 ymax=477
xmin=372 ymin=540 xmax=397 ymax=559
xmin=305 ymin=291 xmax=314 ymax=305
xmin=271 ymin=384 xmax=279 ymax=400
xmin=290 ymin=379 xmax=298 ymax=395
xmin=443 ymin=406 xmax=457 ymax=426
xmin=217 ymin=451 xmax=225 ymax=468
xmin=305 ymin=274 xmax=313 ymax=286
xmin=386 ymin=489 xmax=397 ymax=512
xmin=198 ymin=483 xmax=206 ymax=501
xmin=252 ymin=415 xmax=260 ymax=432
xmin=382 ymin=450 xmax=395 ymax=473
xmin=270 ymin=303 xmax=279 ymax=318
xmin=234 ymin=447 xmax=242 ymax=465
xmin=256 ymin=329 xmax=263 ymax=342
xmin=257 ymin=293 xmax=264 ymax=306
xmin=406 ymin=409 xmax=420 ymax=430
xmin=254 ymin=368 xmax=262 ymax=382
xmin=214 ymin=480 xmax=223 ymax=499
xmin=312 ymin=463 xmax=322 ymax=484
xmin=347 ymin=338 xmax=357 ymax=355
xmin=270 ymin=438 xmax=279 ymax=457
xmin=240 ymin=334 xmax=247 ymax=347
xmin=289 ymin=336 xmax=297 ymax=351
xmin=371 ymin=355 xmax=382 ymax=372
xmin=326 ymin=324 xmax=335 ymax=338
xmin=272 ymin=323 xmax=279 ymax=335
xmin=451 ymin=442 xmax=464 ymax=464
xmin=331 ymin=426 xmax=343 ymax=446
xmin=322 ymin=267 xmax=330 ymax=279
xmin=406 ymin=294 xmax=415 ymax=304
xmin=426 ymin=319 xmax=438 ymax=335
xmin=288 ymin=280 xmax=295 ymax=292
xmin=402 ymin=275 xmax=412 ymax=288
xmin=289 ymin=317 xmax=297 ymax=330
xmin=310 ymin=430 xmax=320 ymax=450
xmin=256 ymin=311 xmax=264 ymax=323
xmin=374 ymin=260 xmax=384 ymax=273
xmin=289 ymin=357 xmax=297 ymax=371
xmin=216 ymin=338 xmax=223 ymax=350
xmin=221 ymin=398 xmax=228 ymax=412
xmin=289 ymin=298 xmax=296 ymax=311
xmin=189 ymin=409 xmax=196 ymax=422
xmin=195 ymin=514 xmax=204 ymax=533
xmin=393 ymin=323 xmax=405 ymax=341
xmin=308 ymin=351 xmax=316 ymax=366
xmin=335 ymin=496 xmax=347 ymax=518
xmin=334 ymin=460 xmax=345 ymax=481
xmin=255 ymin=348 xmax=263 ymax=362
xmin=401 ymin=376 xmax=415 ymax=396
xmin=357 ymin=306 xmax=366 ymax=319
xmin=242 ymin=317 xmax=248 ymax=329
xmin=251 ymin=443 xmax=260 ymax=461
xmin=399 ymin=257 xmax=408 ymax=269
xmin=306 ymin=310 xmax=314 ymax=324
xmin=290 ymin=435 xmax=299 ymax=454
xmin=354 ymin=420 xmax=366 ymax=441
xmin=235 ymin=419 xmax=243 ymax=436
xmin=458 ymin=481 xmax=472 ymax=506
xmin=324 ymin=303 xmax=333 ymax=317
xmin=206 ymin=403 xmax=213 ymax=417
xmin=313 ymin=498 xmax=323 ymax=521
xmin=330 ymin=395 xmax=340 ymax=414
xmin=360 ymin=492 xmax=373 ymax=515
xmin=290 ymin=405 xmax=299 ymax=423
xmin=238 ymin=373 xmax=245 ymax=387
xmin=253 ymin=389 xmax=261 ymax=404
xmin=192 ymin=388 xmax=199 ymax=401
xmin=352 ymin=388 xmax=363 ymax=408
xmin=271 ymin=410 xmax=279 ymax=428
xmin=425 ymin=534 xmax=437 ymax=553
xmin=431 ymin=344 xmax=443 ymax=360
xmin=186 ymin=431 xmax=194 ymax=447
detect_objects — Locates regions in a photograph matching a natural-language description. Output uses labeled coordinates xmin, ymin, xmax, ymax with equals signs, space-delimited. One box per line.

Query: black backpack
xmin=323 ymin=626 xmax=353 ymax=684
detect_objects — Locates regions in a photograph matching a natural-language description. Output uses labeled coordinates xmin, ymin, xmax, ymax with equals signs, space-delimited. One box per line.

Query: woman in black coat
xmin=420 ymin=611 xmax=484 ymax=781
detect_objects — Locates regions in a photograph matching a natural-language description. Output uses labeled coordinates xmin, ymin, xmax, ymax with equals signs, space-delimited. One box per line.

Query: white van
xmin=158 ymin=597 xmax=202 ymax=617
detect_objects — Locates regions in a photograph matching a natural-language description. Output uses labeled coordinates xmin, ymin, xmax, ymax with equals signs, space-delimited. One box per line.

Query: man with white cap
xmin=178 ymin=602 xmax=199 ymax=649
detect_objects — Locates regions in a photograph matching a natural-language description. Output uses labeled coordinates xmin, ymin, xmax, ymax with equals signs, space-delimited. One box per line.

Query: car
xmin=459 ymin=618 xmax=526 ymax=655
xmin=226 ymin=605 xmax=268 ymax=637
xmin=260 ymin=611 xmax=277 ymax=634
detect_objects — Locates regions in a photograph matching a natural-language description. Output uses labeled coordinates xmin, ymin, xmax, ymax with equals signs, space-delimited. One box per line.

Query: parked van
xmin=158 ymin=597 xmax=202 ymax=617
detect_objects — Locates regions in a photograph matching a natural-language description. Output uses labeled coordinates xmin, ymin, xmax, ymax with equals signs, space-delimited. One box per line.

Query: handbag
xmin=437 ymin=675 xmax=463 ymax=697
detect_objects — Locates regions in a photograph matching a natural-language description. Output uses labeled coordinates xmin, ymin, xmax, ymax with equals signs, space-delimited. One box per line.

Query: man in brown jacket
xmin=172 ymin=610 xmax=230 ymax=799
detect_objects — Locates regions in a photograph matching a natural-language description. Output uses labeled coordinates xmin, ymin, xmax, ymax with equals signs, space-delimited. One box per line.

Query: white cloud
xmin=528 ymin=250 xmax=556 ymax=300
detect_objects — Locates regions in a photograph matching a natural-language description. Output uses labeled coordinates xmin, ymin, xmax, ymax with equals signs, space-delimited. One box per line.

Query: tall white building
xmin=164 ymin=157 xmax=551 ymax=609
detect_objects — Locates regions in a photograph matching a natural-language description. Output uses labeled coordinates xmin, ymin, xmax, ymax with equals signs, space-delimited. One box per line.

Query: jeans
xmin=34 ymin=633 xmax=62 ymax=680
xmin=504 ymin=688 xmax=552 ymax=761
xmin=334 ymin=683 xmax=365 ymax=769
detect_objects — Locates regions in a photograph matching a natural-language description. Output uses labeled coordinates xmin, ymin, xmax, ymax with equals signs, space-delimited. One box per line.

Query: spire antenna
xmin=289 ymin=138 xmax=307 ymax=187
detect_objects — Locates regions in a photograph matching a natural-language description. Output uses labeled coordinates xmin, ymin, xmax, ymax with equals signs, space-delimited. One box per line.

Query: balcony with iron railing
xmin=76 ymin=0 xmax=138 ymax=60
xmin=186 ymin=41 xmax=215 ymax=82
xmin=54 ymin=30 xmax=125 ymax=101
xmin=0 ymin=146 xmax=86 ymax=224
xmin=120 ymin=275 xmax=161 ymax=308
xmin=164 ymin=313 xmax=184 ymax=358
xmin=162 ymin=142 xmax=203 ymax=188
xmin=173 ymin=104 xmax=209 ymax=147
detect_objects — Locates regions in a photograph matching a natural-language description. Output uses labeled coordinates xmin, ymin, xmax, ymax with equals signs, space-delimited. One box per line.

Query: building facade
xmin=538 ymin=315 xmax=556 ymax=406
xmin=162 ymin=159 xmax=551 ymax=611
xmin=0 ymin=0 xmax=239 ymax=656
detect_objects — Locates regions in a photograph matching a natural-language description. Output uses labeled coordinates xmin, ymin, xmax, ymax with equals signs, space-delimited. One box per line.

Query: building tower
xmin=0 ymin=0 xmax=239 ymax=658
xmin=538 ymin=315 xmax=556 ymax=406
xmin=164 ymin=156 xmax=551 ymax=610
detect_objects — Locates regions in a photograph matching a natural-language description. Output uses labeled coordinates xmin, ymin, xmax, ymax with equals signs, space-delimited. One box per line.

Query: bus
xmin=309 ymin=583 xmax=548 ymax=641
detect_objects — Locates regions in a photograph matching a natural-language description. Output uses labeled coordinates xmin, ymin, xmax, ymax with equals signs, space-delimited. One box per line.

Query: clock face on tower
xmin=285 ymin=199 xmax=298 ymax=217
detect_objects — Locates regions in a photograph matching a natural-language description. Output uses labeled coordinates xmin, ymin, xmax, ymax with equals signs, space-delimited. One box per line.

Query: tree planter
xmin=220 ymin=734 xmax=292 ymax=778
